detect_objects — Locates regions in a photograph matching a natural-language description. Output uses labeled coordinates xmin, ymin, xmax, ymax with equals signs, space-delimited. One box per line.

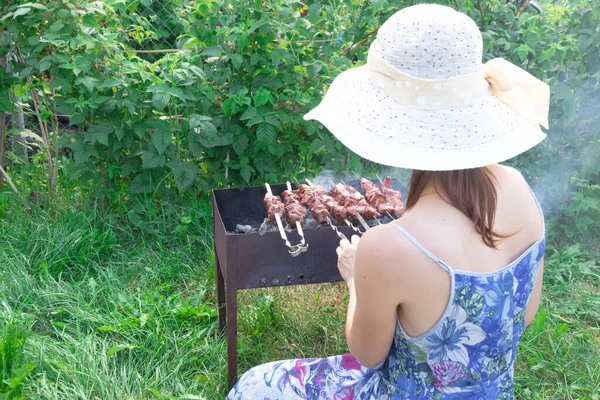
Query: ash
xmin=367 ymin=215 xmax=394 ymax=227
xmin=235 ymin=224 xmax=256 ymax=234
xmin=227 ymin=214 xmax=396 ymax=235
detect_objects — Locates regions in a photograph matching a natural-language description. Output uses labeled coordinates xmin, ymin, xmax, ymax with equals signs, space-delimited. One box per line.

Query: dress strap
xmin=391 ymin=224 xmax=453 ymax=274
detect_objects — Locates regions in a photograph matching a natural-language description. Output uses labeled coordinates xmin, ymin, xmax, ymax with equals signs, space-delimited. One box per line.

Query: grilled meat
xmin=329 ymin=183 xmax=380 ymax=220
xmin=381 ymin=176 xmax=405 ymax=217
xmin=282 ymin=189 xmax=308 ymax=225
xmin=264 ymin=193 xmax=285 ymax=221
xmin=360 ymin=178 xmax=395 ymax=215
xmin=297 ymin=184 xmax=330 ymax=224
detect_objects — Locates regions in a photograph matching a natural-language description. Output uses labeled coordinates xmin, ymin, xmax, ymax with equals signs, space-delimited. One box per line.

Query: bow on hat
xmin=484 ymin=58 xmax=550 ymax=130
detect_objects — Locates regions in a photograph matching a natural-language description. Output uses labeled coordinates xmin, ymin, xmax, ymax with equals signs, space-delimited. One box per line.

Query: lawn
xmin=0 ymin=193 xmax=599 ymax=399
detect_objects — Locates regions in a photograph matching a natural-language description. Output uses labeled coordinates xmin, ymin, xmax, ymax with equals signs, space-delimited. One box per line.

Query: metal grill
xmin=212 ymin=179 xmax=407 ymax=388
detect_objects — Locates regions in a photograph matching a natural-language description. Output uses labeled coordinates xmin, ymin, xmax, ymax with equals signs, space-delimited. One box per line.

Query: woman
xmin=227 ymin=4 xmax=549 ymax=399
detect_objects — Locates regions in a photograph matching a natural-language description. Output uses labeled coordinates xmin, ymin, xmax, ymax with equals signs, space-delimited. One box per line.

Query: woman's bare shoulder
xmin=490 ymin=164 xmax=544 ymax=237
xmin=356 ymin=222 xmax=431 ymax=283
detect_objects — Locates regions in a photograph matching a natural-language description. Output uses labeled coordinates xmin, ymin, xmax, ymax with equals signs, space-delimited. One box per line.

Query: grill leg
xmin=226 ymin=281 xmax=238 ymax=390
xmin=215 ymin=254 xmax=226 ymax=332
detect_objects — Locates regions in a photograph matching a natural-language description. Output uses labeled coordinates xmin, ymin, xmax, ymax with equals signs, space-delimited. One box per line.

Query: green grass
xmin=0 ymin=192 xmax=599 ymax=399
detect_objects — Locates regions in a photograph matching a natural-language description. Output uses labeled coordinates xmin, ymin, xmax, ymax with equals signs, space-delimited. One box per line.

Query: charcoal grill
xmin=212 ymin=179 xmax=406 ymax=388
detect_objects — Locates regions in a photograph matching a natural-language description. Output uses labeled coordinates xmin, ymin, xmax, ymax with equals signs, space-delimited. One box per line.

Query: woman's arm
xmin=339 ymin=228 xmax=406 ymax=368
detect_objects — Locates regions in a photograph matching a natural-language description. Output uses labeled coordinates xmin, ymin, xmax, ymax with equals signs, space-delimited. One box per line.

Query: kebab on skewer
xmin=297 ymin=183 xmax=331 ymax=225
xmin=380 ymin=176 xmax=406 ymax=217
xmin=360 ymin=178 xmax=395 ymax=215
xmin=304 ymin=179 xmax=365 ymax=235
xmin=298 ymin=180 xmax=349 ymax=240
xmin=284 ymin=182 xmax=308 ymax=249
xmin=264 ymin=183 xmax=303 ymax=256
xmin=329 ymin=181 xmax=379 ymax=231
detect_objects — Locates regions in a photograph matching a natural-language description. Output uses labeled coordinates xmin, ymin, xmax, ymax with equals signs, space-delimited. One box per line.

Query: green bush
xmin=1 ymin=0 xmax=599 ymax=231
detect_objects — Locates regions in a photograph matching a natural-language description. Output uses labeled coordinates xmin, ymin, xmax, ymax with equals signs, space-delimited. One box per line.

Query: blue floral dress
xmin=227 ymin=200 xmax=545 ymax=400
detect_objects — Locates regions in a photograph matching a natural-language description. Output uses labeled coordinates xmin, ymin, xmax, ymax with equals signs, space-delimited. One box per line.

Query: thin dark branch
xmin=517 ymin=0 xmax=532 ymax=17
xmin=0 ymin=165 xmax=19 ymax=195
xmin=478 ymin=1 xmax=485 ymax=25
xmin=509 ymin=0 xmax=532 ymax=30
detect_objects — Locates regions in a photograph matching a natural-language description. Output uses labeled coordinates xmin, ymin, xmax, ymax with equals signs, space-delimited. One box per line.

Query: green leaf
xmin=75 ymin=76 xmax=99 ymax=93
xmin=246 ymin=115 xmax=263 ymax=127
xmin=250 ymin=53 xmax=262 ymax=66
xmin=142 ymin=149 xmax=165 ymax=169
xmin=82 ymin=14 xmax=100 ymax=29
xmin=107 ymin=344 xmax=135 ymax=357
xmin=114 ymin=126 xmax=124 ymax=141
xmin=256 ymin=123 xmax=276 ymax=142
xmin=231 ymin=54 xmax=243 ymax=70
xmin=38 ymin=61 xmax=51 ymax=72
xmin=168 ymin=160 xmax=199 ymax=190
xmin=20 ymin=66 xmax=33 ymax=77
xmin=3 ymin=364 xmax=35 ymax=389
xmin=87 ymin=123 xmax=113 ymax=146
xmin=222 ymin=98 xmax=234 ymax=117
xmin=233 ymin=134 xmax=249 ymax=155
xmin=253 ymin=89 xmax=273 ymax=107
xmin=50 ymin=21 xmax=65 ymax=32
xmin=201 ymin=45 xmax=223 ymax=56
xmin=264 ymin=115 xmax=281 ymax=129
xmin=12 ymin=7 xmax=31 ymax=18
xmin=69 ymin=113 xmax=86 ymax=126
xmin=133 ymin=125 xmax=147 ymax=139
xmin=240 ymin=107 xmax=259 ymax=121
xmin=152 ymin=130 xmax=172 ymax=155
xmin=191 ymin=119 xmax=217 ymax=137
xmin=152 ymin=92 xmax=170 ymax=111
xmin=189 ymin=142 xmax=203 ymax=158
xmin=198 ymin=132 xmax=233 ymax=148
xmin=130 ymin=173 xmax=152 ymax=194
xmin=189 ymin=114 xmax=212 ymax=129
xmin=240 ymin=165 xmax=252 ymax=183
xmin=97 ymin=325 xmax=117 ymax=332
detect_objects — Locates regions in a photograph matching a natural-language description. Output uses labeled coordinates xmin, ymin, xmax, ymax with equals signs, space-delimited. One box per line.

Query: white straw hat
xmin=304 ymin=4 xmax=550 ymax=171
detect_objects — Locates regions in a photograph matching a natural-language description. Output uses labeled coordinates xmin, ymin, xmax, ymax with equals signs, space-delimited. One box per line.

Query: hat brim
xmin=304 ymin=66 xmax=546 ymax=171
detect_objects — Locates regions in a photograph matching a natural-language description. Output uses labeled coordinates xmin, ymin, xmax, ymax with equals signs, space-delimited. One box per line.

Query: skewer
xmin=286 ymin=181 xmax=309 ymax=251
xmin=265 ymin=183 xmax=303 ymax=257
xmin=386 ymin=211 xmax=396 ymax=220
xmin=327 ymin=217 xmax=349 ymax=241
xmin=307 ymin=178 xmax=363 ymax=235
xmin=326 ymin=178 xmax=364 ymax=235
xmin=340 ymin=179 xmax=371 ymax=232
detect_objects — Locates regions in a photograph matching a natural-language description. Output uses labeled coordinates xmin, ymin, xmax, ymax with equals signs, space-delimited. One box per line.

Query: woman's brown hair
xmin=406 ymin=168 xmax=509 ymax=249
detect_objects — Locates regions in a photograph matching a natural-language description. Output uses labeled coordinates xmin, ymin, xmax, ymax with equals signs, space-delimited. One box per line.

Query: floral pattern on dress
xmin=226 ymin=238 xmax=545 ymax=400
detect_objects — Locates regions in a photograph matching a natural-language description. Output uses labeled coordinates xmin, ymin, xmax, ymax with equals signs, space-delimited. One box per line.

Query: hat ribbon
xmin=483 ymin=58 xmax=550 ymax=129
xmin=367 ymin=45 xmax=550 ymax=130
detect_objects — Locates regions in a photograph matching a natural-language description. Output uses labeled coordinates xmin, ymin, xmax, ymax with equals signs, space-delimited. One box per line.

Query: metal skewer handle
xmin=286 ymin=181 xmax=309 ymax=252
xmin=305 ymin=178 xmax=363 ymax=237
xmin=327 ymin=217 xmax=348 ymax=241
xmin=265 ymin=183 xmax=302 ymax=257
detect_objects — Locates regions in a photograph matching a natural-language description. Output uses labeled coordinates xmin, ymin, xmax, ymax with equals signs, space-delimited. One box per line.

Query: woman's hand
xmin=336 ymin=235 xmax=360 ymax=283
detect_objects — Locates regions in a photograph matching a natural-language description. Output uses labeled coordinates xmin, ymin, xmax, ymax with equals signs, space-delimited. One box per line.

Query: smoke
xmin=311 ymin=166 xmax=412 ymax=191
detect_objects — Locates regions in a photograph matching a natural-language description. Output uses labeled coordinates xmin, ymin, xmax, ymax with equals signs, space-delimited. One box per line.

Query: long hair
xmin=406 ymin=168 xmax=510 ymax=249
